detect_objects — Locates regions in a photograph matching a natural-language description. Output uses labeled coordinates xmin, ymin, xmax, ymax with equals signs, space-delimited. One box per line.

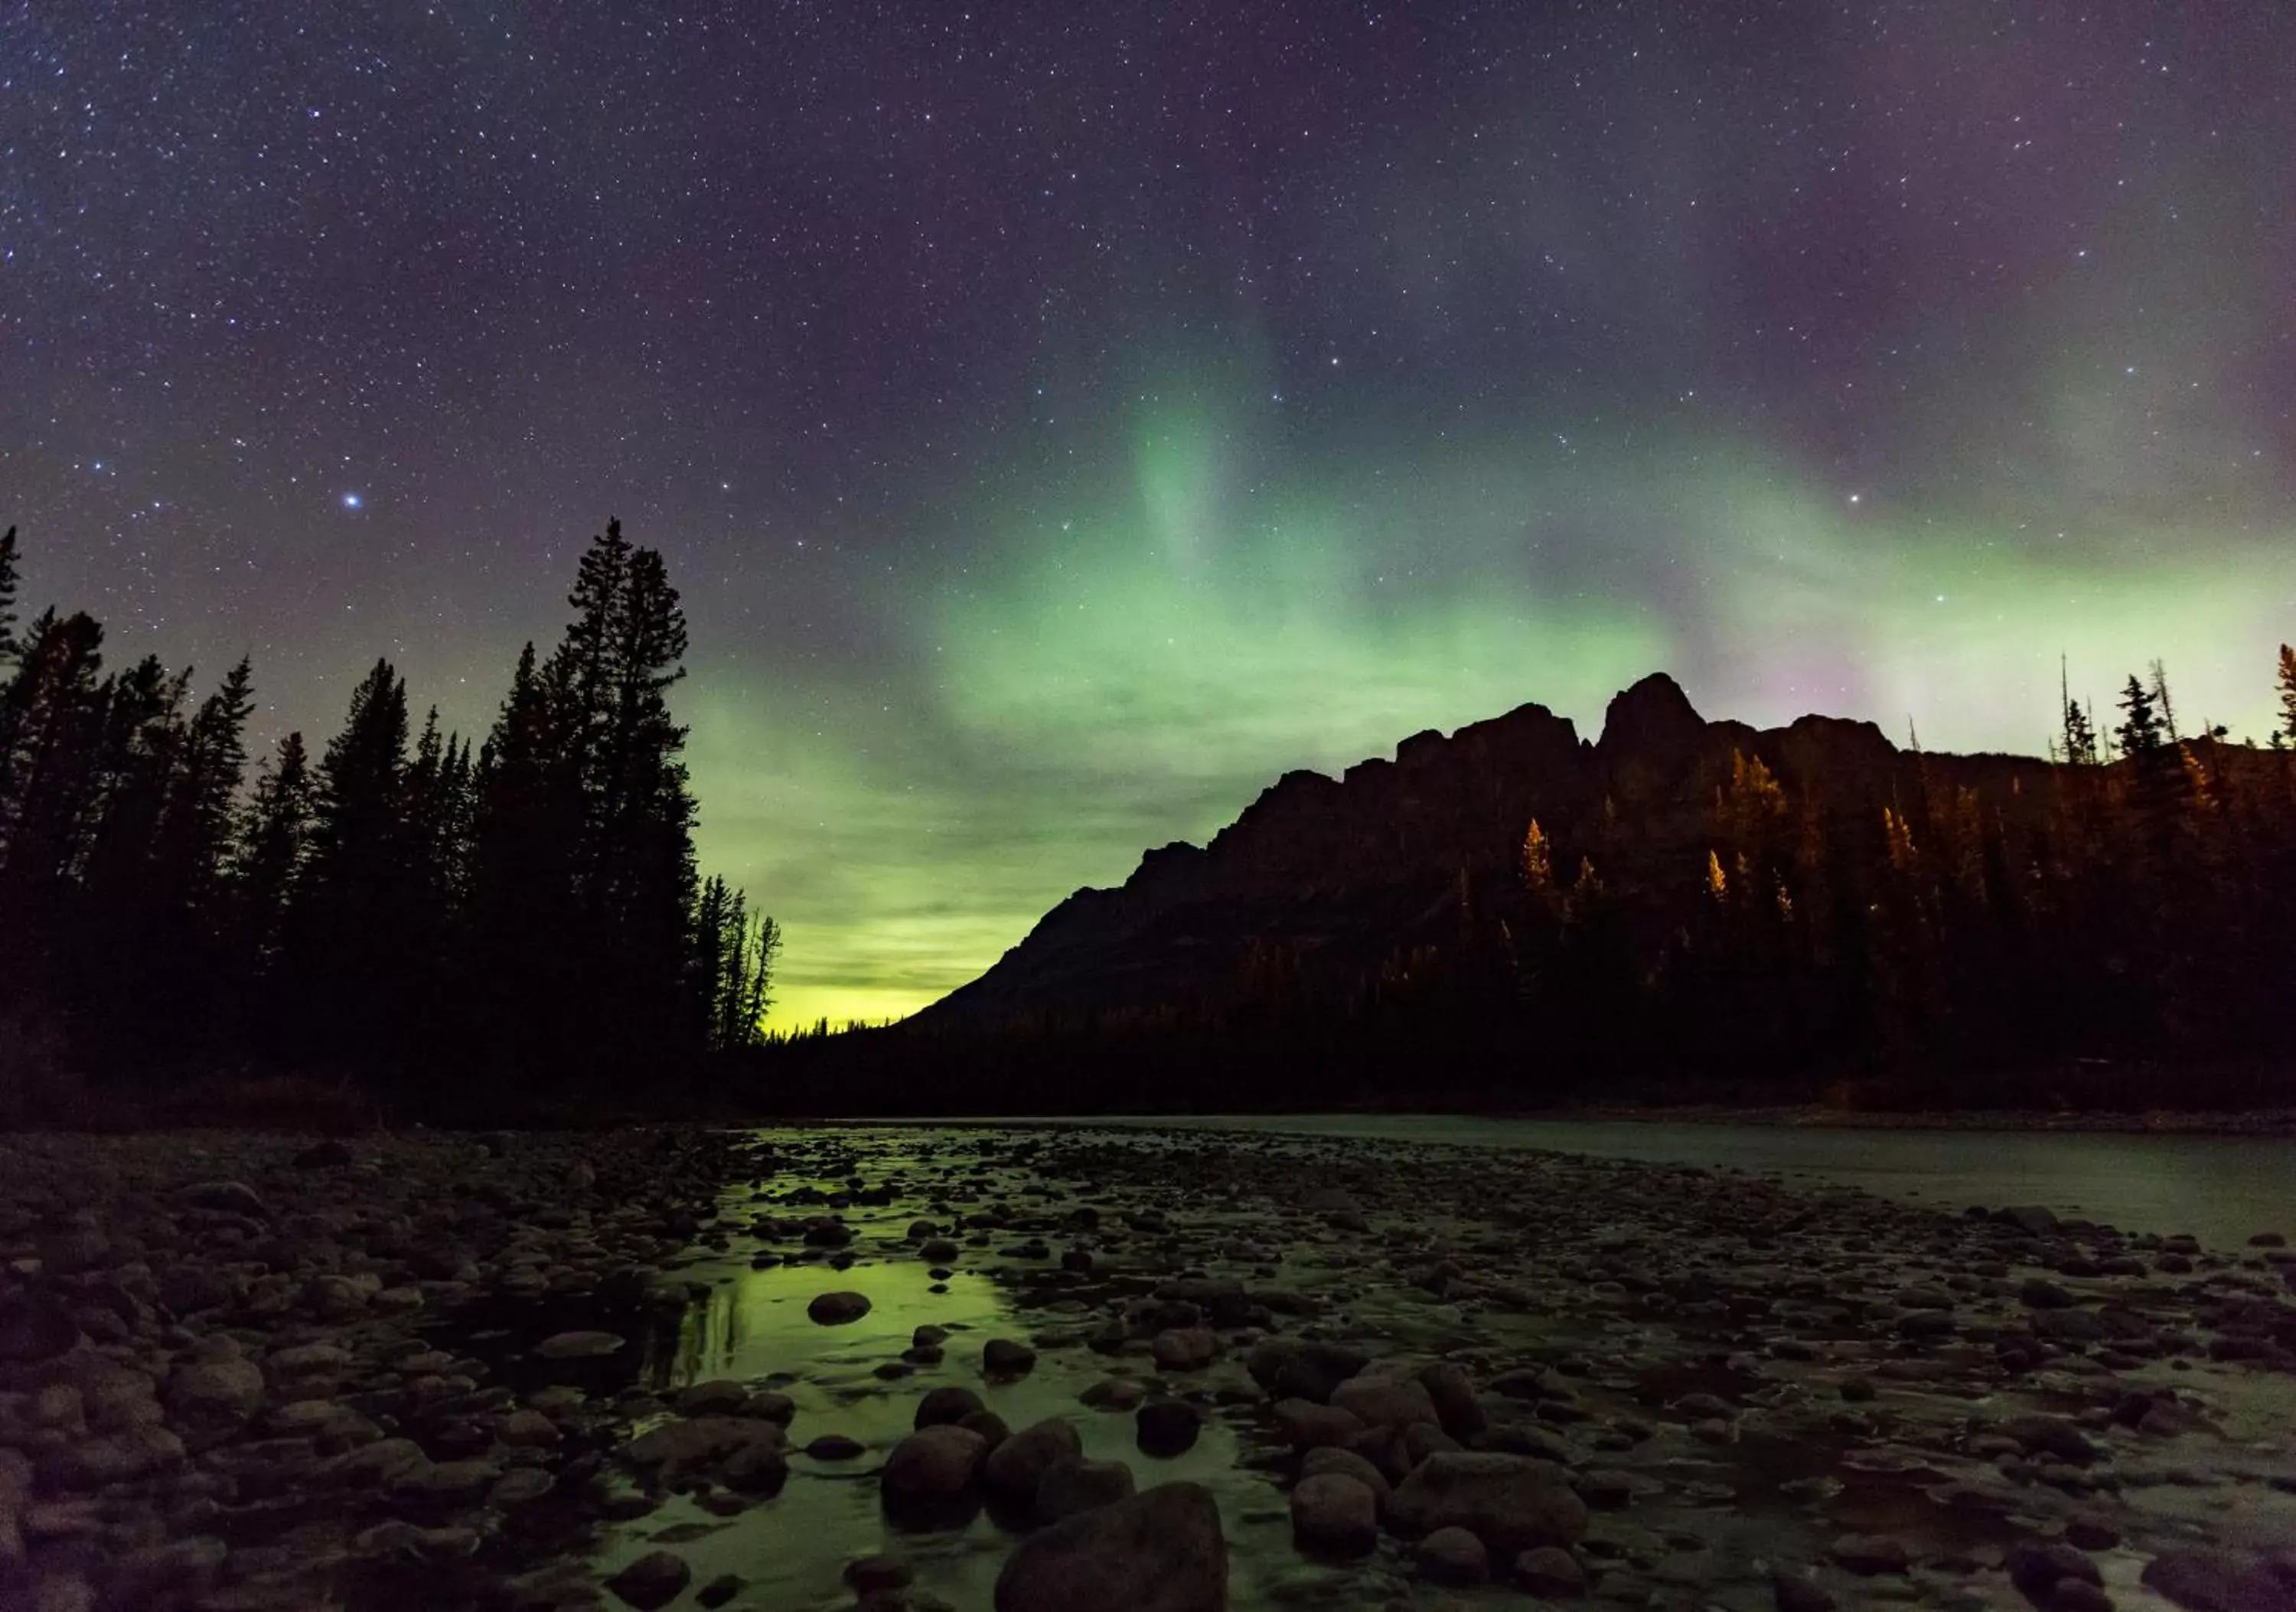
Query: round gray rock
xmin=882 ymin=1424 xmax=988 ymax=1502
xmin=807 ymin=1291 xmax=872 ymax=1325
xmin=1388 ymin=1452 xmax=1590 ymax=1555
xmin=1291 ymin=1471 xmax=1378 ymax=1558
xmin=983 ymin=1417 xmax=1083 ymax=1499
xmin=994 ymin=1481 xmax=1227 ymax=1612
xmin=1036 ymin=1457 xmax=1137 ymax=1522
xmin=1417 ymin=1526 xmax=1490 ymax=1585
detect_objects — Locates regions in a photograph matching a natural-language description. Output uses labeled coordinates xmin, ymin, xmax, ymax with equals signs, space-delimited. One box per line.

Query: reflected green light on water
xmin=593 ymin=1166 xmax=1303 ymax=1611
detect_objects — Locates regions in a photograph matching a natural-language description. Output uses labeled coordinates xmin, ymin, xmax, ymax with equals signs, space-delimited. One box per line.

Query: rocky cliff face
xmin=923 ymin=674 xmax=2060 ymax=1025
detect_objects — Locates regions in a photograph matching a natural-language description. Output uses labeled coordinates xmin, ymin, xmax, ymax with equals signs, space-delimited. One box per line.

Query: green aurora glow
xmin=689 ymin=388 xmax=2295 ymax=1027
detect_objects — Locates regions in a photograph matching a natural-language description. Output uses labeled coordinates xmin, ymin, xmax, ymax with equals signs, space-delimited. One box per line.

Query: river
xmin=1108 ymin=1114 xmax=2295 ymax=1249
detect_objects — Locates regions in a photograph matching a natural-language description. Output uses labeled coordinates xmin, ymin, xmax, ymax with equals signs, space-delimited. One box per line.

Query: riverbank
xmin=4 ymin=1125 xmax=2294 ymax=1610
xmin=1535 ymin=1105 xmax=2296 ymax=1136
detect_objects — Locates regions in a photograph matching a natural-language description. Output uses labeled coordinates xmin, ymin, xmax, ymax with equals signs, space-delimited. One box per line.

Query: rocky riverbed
xmin=2 ymin=1125 xmax=2293 ymax=1612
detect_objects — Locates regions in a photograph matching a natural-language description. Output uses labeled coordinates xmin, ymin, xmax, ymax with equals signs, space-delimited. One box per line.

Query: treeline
xmin=0 ymin=521 xmax=777 ymax=1119
xmin=752 ymin=653 xmax=2296 ymax=1116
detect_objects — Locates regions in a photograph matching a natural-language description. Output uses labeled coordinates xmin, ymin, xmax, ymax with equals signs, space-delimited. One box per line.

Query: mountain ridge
xmin=924 ymin=672 xmax=2060 ymax=1026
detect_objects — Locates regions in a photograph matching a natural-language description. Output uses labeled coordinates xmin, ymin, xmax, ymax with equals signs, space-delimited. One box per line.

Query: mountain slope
xmin=924 ymin=673 xmax=2060 ymax=1026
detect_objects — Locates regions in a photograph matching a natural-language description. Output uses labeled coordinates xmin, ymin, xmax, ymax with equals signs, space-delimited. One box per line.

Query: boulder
xmin=1300 ymin=1445 xmax=1391 ymax=1503
xmin=1994 ymin=1206 xmax=2061 ymax=1236
xmin=1416 ymin=1526 xmax=1489 ymax=1585
xmin=915 ymin=1386 xmax=986 ymax=1429
xmin=0 ymin=1287 xmax=81 ymax=1362
xmin=36 ymin=1226 xmax=109 ymax=1276
xmin=1245 ymin=1339 xmax=1368 ymax=1404
xmin=1274 ymin=1398 xmax=1363 ymax=1451
xmin=984 ymin=1338 xmax=1037 ymax=1375
xmin=1516 ymin=1545 xmax=1587 ymax=1597
xmin=533 ymin=1330 xmax=625 ymax=1361
xmin=39 ymin=1425 xmax=184 ymax=1490
xmin=882 ymin=1425 xmax=987 ymax=1503
xmin=1388 ymin=1452 xmax=1588 ymax=1555
xmin=2003 ymin=1415 xmax=2099 ymax=1467
xmin=166 ymin=1359 xmax=266 ymax=1430
xmin=106 ymin=1537 xmax=227 ymax=1609
xmin=983 ymin=1418 xmax=1083 ymax=1499
xmin=622 ymin=1417 xmax=784 ymax=1473
xmin=994 ymin=1482 xmax=1227 ymax=1612
xmin=1831 ymin=1534 xmax=1910 ymax=1575
xmin=808 ymin=1291 xmax=872 ymax=1325
xmin=1331 ymin=1372 xmax=1440 ymax=1431
xmin=2141 ymin=1548 xmax=2296 ymax=1612
xmin=673 ymin=1380 xmax=754 ymax=1416
xmin=1290 ymin=1473 xmax=1378 ymax=1557
xmin=1036 ymin=1457 xmax=1137 ymax=1521
xmin=1419 ymin=1362 xmax=1487 ymax=1443
xmin=1152 ymin=1328 xmax=1219 ymax=1370
xmin=178 ymin=1180 xmax=267 ymax=1216
xmin=2010 ymin=1541 xmax=2103 ymax=1597
xmin=605 ymin=1550 xmax=691 ymax=1611
xmin=1079 ymin=1378 xmax=1143 ymax=1415
xmin=1770 ymin=1568 xmax=1838 ymax=1612
xmin=1136 ymin=1398 xmax=1202 ymax=1457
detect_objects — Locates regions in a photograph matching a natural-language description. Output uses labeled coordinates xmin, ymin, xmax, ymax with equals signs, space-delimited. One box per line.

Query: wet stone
xmin=1416 ymin=1526 xmax=1490 ymax=1584
xmin=983 ymin=1417 xmax=1082 ymax=1501
xmin=994 ymin=1482 xmax=1227 ymax=1612
xmin=915 ymin=1385 xmax=985 ymax=1429
xmin=605 ymin=1548 xmax=691 ymax=1611
xmin=983 ymin=1337 xmax=1037 ymax=1375
xmin=1036 ymin=1456 xmax=1137 ymax=1522
xmin=1134 ymin=1398 xmax=1202 ymax=1457
xmin=1518 ymin=1544 xmax=1589 ymax=1597
xmin=807 ymin=1291 xmax=872 ymax=1325
xmin=1830 ymin=1534 xmax=1910 ymax=1575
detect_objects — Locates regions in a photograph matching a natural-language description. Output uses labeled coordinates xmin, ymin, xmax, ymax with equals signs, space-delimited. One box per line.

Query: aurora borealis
xmin=6 ymin=5 xmax=2292 ymax=1026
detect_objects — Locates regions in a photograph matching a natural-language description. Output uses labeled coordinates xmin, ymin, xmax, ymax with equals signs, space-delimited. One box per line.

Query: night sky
xmin=6 ymin=4 xmax=2293 ymax=1025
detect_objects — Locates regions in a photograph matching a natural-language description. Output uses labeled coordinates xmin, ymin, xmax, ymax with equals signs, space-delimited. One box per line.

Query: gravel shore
xmin=3 ymin=1124 xmax=2293 ymax=1612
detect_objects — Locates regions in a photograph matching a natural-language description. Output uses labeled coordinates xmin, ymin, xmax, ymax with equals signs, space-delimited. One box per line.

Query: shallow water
xmin=432 ymin=1123 xmax=2296 ymax=1612
xmin=1106 ymin=1114 xmax=2296 ymax=1249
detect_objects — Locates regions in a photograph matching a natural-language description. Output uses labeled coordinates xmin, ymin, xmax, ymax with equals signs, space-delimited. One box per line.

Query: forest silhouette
xmin=0 ymin=521 xmax=775 ymax=1123
xmin=4 ymin=517 xmax=2295 ymax=1121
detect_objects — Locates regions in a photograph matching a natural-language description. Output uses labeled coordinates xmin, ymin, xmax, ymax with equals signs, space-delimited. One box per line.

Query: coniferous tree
xmin=2114 ymin=675 xmax=2164 ymax=759
xmin=510 ymin=520 xmax=705 ymax=1069
xmin=284 ymin=659 xmax=413 ymax=1059
xmin=690 ymin=876 xmax=781 ymax=1052
xmin=2061 ymin=696 xmax=2099 ymax=767
xmin=2278 ymin=644 xmax=2296 ymax=745
xmin=153 ymin=658 xmax=254 ymax=918
xmin=0 ymin=611 xmax=108 ymax=893
xmin=233 ymin=732 xmax=315 ymax=979
xmin=0 ymin=526 xmax=20 ymax=667
xmin=0 ymin=521 xmax=780 ymax=1106
xmin=70 ymin=656 xmax=197 ymax=1043
xmin=465 ymin=641 xmax=586 ymax=1064
xmin=2148 ymin=660 xmax=2180 ymax=745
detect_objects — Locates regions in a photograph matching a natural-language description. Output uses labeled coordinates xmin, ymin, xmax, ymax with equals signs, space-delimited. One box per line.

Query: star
xmin=341 ymin=493 xmax=364 ymax=510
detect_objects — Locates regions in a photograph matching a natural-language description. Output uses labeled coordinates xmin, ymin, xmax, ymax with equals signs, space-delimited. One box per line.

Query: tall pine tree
xmin=282 ymin=660 xmax=414 ymax=1059
xmin=0 ymin=526 xmax=20 ymax=667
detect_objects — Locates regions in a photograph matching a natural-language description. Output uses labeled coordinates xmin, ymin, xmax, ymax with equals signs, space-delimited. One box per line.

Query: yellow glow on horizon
xmin=766 ymin=981 xmax=937 ymax=1033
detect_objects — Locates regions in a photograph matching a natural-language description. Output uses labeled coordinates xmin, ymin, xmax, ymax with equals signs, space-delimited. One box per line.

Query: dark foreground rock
xmin=994 ymin=1481 xmax=1228 ymax=1612
xmin=8 ymin=1120 xmax=2295 ymax=1610
xmin=0 ymin=1127 xmax=755 ymax=1612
